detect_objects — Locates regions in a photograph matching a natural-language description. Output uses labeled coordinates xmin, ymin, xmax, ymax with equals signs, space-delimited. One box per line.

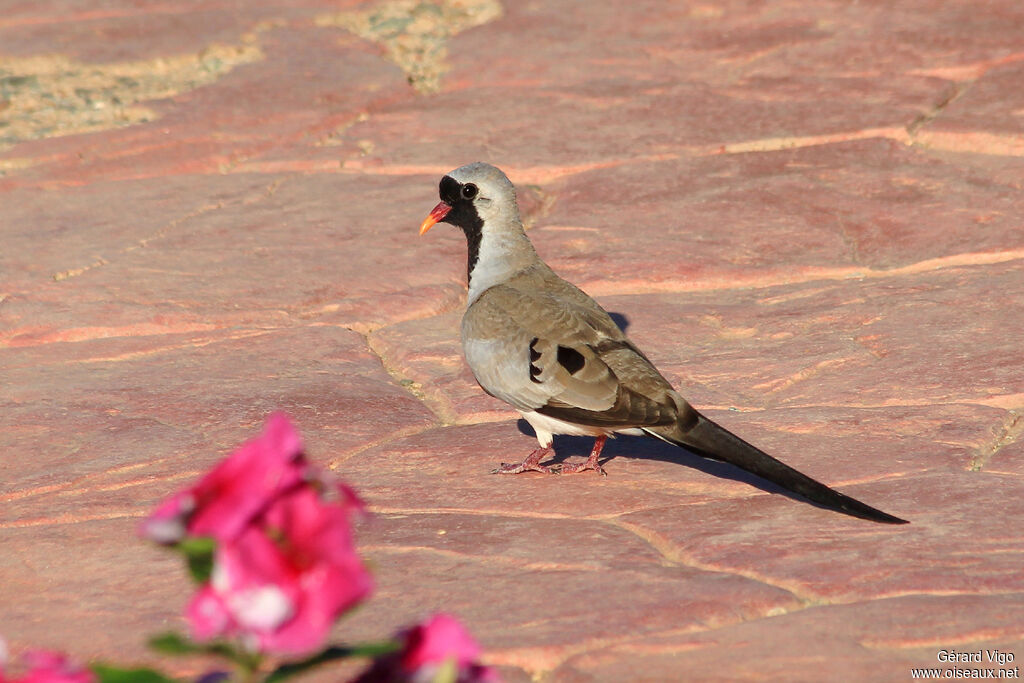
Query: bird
xmin=418 ymin=162 xmax=908 ymax=525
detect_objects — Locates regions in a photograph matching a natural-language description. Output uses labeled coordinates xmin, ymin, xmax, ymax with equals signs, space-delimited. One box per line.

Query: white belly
xmin=519 ymin=410 xmax=644 ymax=447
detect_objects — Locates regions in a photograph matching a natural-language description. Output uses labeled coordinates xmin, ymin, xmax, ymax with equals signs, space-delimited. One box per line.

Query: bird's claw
xmin=491 ymin=446 xmax=557 ymax=474
xmin=558 ymin=460 xmax=607 ymax=476
xmin=491 ymin=461 xmax=557 ymax=475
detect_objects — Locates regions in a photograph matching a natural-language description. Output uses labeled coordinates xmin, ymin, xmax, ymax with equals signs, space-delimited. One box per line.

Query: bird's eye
xmin=461 ymin=183 xmax=478 ymax=199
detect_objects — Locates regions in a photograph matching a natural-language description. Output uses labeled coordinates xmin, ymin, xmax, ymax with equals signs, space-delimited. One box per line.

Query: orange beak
xmin=419 ymin=202 xmax=452 ymax=235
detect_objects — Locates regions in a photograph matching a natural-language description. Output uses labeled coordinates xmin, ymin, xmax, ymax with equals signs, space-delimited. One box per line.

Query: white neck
xmin=467 ymin=228 xmax=537 ymax=305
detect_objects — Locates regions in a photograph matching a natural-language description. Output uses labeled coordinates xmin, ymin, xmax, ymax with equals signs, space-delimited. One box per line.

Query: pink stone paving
xmin=2 ymin=1 xmax=1023 ymax=681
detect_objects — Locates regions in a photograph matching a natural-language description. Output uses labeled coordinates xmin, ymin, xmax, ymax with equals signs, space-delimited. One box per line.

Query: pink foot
xmin=491 ymin=447 xmax=557 ymax=474
xmin=558 ymin=460 xmax=606 ymax=475
xmin=557 ymin=435 xmax=608 ymax=476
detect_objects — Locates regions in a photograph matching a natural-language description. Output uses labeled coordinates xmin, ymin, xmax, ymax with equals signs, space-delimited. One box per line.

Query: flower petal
xmin=187 ymin=585 xmax=232 ymax=642
xmin=402 ymin=613 xmax=482 ymax=670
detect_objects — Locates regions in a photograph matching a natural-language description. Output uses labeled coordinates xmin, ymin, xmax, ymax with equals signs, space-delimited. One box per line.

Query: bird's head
xmin=419 ymin=162 xmax=519 ymax=237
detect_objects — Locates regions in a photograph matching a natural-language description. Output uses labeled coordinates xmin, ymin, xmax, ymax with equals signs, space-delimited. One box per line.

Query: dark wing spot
xmin=529 ymin=337 xmax=543 ymax=383
xmin=556 ymin=345 xmax=586 ymax=375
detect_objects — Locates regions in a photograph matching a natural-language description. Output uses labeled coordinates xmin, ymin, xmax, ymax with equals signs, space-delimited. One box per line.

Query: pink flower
xmin=0 ymin=650 xmax=95 ymax=683
xmin=186 ymin=483 xmax=372 ymax=655
xmin=401 ymin=614 xmax=485 ymax=673
xmin=356 ymin=614 xmax=499 ymax=682
xmin=142 ymin=412 xmax=374 ymax=656
xmin=141 ymin=413 xmax=306 ymax=544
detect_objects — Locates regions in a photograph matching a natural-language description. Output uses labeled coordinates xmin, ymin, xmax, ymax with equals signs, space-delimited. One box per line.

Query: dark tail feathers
xmin=646 ymin=411 xmax=908 ymax=525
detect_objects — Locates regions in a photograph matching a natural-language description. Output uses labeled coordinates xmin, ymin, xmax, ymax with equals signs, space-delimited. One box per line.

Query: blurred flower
xmin=141 ymin=413 xmax=374 ymax=657
xmin=0 ymin=649 xmax=95 ymax=683
xmin=355 ymin=614 xmax=498 ymax=683
xmin=140 ymin=412 xmax=306 ymax=545
xmin=186 ymin=476 xmax=372 ymax=655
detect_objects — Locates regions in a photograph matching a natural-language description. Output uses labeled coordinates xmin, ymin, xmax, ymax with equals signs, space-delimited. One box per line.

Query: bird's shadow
xmin=608 ymin=311 xmax=630 ymax=333
xmin=514 ymin=419 xmax=801 ymax=500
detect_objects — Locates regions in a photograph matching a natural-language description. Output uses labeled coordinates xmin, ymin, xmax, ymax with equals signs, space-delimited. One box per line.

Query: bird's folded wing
xmin=463 ymin=285 xmax=678 ymax=428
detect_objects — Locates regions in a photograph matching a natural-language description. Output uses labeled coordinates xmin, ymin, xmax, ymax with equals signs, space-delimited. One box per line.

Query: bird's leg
xmin=491 ymin=446 xmax=557 ymax=474
xmin=558 ymin=435 xmax=608 ymax=476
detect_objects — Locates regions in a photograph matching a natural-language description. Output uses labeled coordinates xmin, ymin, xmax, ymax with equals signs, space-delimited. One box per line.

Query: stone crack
xmin=906 ymin=82 xmax=971 ymax=138
xmin=970 ymin=410 xmax=1024 ymax=471
xmin=363 ymin=328 xmax=457 ymax=425
xmin=315 ymin=0 xmax=503 ymax=94
xmin=605 ymin=518 xmax=817 ymax=605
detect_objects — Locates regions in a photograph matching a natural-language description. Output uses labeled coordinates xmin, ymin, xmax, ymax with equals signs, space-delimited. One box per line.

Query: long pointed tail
xmin=646 ymin=410 xmax=908 ymax=524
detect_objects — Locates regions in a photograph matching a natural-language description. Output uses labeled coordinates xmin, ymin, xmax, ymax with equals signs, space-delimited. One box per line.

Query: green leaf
xmin=186 ymin=553 xmax=214 ymax=583
xmin=177 ymin=536 xmax=216 ymax=584
xmin=177 ymin=536 xmax=216 ymax=556
xmin=210 ymin=643 xmax=262 ymax=671
xmin=265 ymin=641 xmax=401 ymax=683
xmin=91 ymin=664 xmax=178 ymax=683
xmin=148 ymin=632 xmax=258 ymax=670
xmin=344 ymin=641 xmax=403 ymax=659
xmin=148 ymin=632 xmax=202 ymax=655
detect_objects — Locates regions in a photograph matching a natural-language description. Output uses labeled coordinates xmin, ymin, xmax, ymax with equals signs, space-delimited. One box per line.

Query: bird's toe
xmin=491 ymin=461 xmax=557 ymax=475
